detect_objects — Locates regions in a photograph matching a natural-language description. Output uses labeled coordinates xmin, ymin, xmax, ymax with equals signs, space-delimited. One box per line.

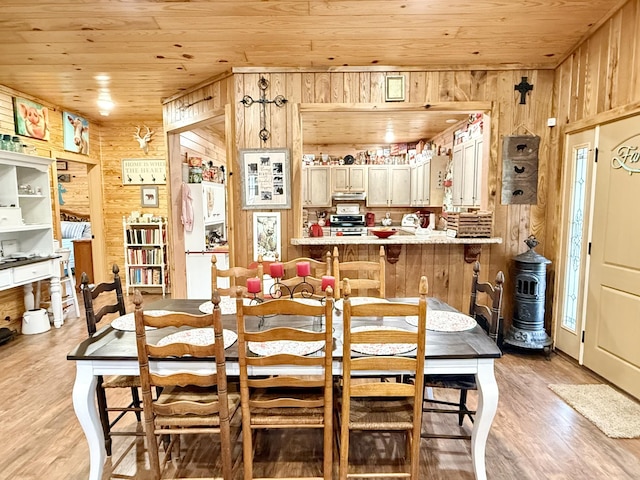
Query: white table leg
xmin=73 ymin=362 xmax=105 ymax=480
xmin=49 ymin=274 xmax=64 ymax=328
xmin=472 ymin=359 xmax=498 ymax=480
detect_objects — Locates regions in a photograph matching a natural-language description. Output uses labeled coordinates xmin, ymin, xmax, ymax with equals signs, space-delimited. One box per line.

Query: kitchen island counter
xmin=291 ymin=231 xmax=502 ymax=264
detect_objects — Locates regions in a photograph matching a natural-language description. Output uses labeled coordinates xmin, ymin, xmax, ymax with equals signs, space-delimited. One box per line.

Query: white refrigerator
xmin=184 ymin=181 xmax=229 ymax=299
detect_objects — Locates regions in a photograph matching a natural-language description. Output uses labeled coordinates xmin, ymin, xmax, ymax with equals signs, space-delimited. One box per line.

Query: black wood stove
xmin=503 ymin=235 xmax=553 ymax=354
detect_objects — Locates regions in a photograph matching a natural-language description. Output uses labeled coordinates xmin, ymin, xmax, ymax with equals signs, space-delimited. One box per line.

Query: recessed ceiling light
xmin=97 ymin=97 xmax=114 ymax=111
xmin=384 ymin=131 xmax=394 ymax=143
xmin=445 ymin=118 xmax=458 ymax=124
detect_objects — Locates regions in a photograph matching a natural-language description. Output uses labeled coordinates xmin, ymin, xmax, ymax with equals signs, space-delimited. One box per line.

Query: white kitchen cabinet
xmin=302 ymin=166 xmax=331 ymax=207
xmin=452 ymin=137 xmax=483 ymax=207
xmin=366 ymin=165 xmax=411 ymax=207
xmin=410 ymin=160 xmax=431 ymax=206
xmin=332 ymin=166 xmax=366 ymax=192
xmin=410 ymin=155 xmax=449 ymax=207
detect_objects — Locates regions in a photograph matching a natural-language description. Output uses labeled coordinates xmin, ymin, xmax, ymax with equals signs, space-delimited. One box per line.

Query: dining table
xmin=67 ymin=296 xmax=501 ymax=480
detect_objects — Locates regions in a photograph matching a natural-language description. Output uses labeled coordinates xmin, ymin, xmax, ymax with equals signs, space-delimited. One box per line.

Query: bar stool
xmin=41 ymin=248 xmax=80 ymax=319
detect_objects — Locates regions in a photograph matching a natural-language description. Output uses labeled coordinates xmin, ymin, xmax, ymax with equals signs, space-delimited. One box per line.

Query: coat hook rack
xmin=240 ymin=76 xmax=288 ymax=143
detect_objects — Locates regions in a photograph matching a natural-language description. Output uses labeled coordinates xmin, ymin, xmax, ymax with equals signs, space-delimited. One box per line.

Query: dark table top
xmin=0 ymin=254 xmax=59 ymax=270
xmin=67 ymin=297 xmax=502 ymax=362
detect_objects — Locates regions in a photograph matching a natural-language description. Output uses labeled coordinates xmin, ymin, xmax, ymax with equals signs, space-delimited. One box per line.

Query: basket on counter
xmin=445 ymin=211 xmax=493 ymax=238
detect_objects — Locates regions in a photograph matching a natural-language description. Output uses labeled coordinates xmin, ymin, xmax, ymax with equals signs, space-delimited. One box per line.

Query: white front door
xmin=584 ymin=115 xmax=640 ymax=399
xmin=553 ymin=129 xmax=596 ymax=360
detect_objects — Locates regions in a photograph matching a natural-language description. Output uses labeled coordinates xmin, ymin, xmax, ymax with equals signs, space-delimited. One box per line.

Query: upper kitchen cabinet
xmin=410 ymin=159 xmax=431 ymax=206
xmin=302 ymin=165 xmax=331 ymax=207
xmin=452 ymin=137 xmax=483 ymax=207
xmin=367 ymin=165 xmax=412 ymax=207
xmin=411 ymin=155 xmax=449 ymax=207
xmin=332 ymin=166 xmax=366 ymax=192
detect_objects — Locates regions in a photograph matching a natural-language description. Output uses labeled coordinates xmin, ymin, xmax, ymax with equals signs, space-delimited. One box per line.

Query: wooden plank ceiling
xmin=0 ymin=0 xmax=618 ymax=131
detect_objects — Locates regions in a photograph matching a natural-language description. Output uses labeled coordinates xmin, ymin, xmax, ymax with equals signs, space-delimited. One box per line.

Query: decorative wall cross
xmin=514 ymin=77 xmax=534 ymax=105
xmin=240 ymin=76 xmax=288 ymax=143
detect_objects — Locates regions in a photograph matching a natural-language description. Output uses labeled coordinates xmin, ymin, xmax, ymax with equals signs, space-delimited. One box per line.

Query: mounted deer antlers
xmin=134 ymin=125 xmax=154 ymax=154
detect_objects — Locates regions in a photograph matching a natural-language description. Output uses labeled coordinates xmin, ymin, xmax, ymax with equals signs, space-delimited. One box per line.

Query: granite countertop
xmin=291 ymin=229 xmax=502 ymax=246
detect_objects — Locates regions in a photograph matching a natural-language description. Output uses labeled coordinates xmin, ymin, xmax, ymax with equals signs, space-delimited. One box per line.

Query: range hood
xmin=332 ymin=192 xmax=366 ymax=201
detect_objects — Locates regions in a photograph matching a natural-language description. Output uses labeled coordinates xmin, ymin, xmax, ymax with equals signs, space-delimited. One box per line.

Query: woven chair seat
xmin=153 ymin=387 xmax=239 ymax=425
xmin=424 ymin=374 xmax=476 ymax=390
xmin=249 ymin=388 xmax=326 ymax=426
xmin=102 ymin=375 xmax=140 ymax=389
xmin=346 ymin=397 xmax=415 ymax=430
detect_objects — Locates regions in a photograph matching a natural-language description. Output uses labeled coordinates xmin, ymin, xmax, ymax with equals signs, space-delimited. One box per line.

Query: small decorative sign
xmin=611 ymin=145 xmax=640 ymax=175
xmin=122 ymin=159 xmax=166 ymax=185
xmin=501 ymin=135 xmax=540 ymax=205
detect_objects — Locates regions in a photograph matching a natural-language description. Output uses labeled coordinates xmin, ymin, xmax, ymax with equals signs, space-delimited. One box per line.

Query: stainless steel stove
xmin=329 ymin=214 xmax=367 ymax=236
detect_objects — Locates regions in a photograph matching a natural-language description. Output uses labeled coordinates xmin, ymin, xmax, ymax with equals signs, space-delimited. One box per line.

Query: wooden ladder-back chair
xmin=422 ymin=261 xmax=504 ymax=440
xmin=338 ymin=276 xmax=428 ymax=480
xmin=81 ymin=264 xmax=143 ymax=456
xmin=332 ymin=245 xmax=386 ymax=299
xmin=212 ymin=254 xmax=264 ymax=298
xmin=133 ymin=290 xmax=239 ymax=480
xmin=235 ymin=287 xmax=335 ymax=480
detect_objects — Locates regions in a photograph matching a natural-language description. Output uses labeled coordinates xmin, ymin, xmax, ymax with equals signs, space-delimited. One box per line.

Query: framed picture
xmin=63 ymin=111 xmax=90 ymax=155
xmin=385 ymin=75 xmax=406 ymax=102
xmin=240 ymin=148 xmax=290 ymax=209
xmin=56 ymin=160 xmax=68 ymax=171
xmin=13 ymin=97 xmax=50 ymax=141
xmin=57 ymin=174 xmax=71 ymax=183
xmin=140 ymin=186 xmax=159 ymax=208
xmin=253 ymin=212 xmax=281 ymax=261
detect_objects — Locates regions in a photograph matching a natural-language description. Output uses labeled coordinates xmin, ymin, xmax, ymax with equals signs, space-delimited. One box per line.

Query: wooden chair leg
xmin=131 ymin=386 xmax=142 ymax=422
xmin=95 ymin=378 xmax=112 ymax=456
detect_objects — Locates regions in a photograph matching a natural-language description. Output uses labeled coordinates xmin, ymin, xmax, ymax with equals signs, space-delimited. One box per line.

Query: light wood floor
xmin=1 ymin=293 xmax=639 ymax=480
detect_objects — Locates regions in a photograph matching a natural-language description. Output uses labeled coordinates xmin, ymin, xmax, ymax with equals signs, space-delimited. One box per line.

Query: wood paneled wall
xmin=548 ymin=0 xmax=640 ymax=334
xmin=58 ymin=161 xmax=89 ymax=215
xmin=2 ymin=0 xmax=629 ymax=334
xmin=0 ymin=85 xmax=103 ymax=330
xmin=164 ymin=69 xmax=557 ymax=326
xmin=99 ymin=121 xmax=168 ymax=282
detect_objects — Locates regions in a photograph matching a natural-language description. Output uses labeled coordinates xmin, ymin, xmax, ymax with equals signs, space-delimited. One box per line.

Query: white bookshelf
xmin=123 ymin=216 xmax=167 ymax=296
